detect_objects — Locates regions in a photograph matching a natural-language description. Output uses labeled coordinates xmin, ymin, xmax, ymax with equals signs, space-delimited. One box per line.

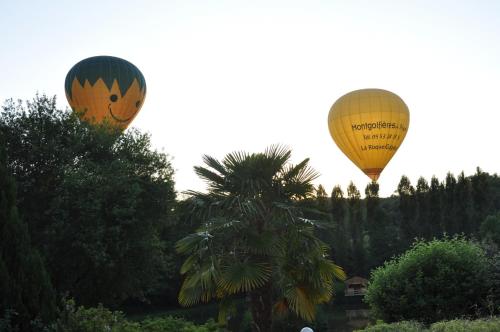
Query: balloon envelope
xmin=327 ymin=89 xmax=410 ymax=181
xmin=65 ymin=56 xmax=147 ymax=130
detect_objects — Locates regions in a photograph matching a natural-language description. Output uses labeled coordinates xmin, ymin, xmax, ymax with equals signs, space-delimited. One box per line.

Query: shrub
xmin=355 ymin=320 xmax=425 ymax=332
xmin=365 ymin=238 xmax=491 ymax=323
xmin=140 ymin=317 xmax=220 ymax=332
xmin=50 ymin=299 xmax=140 ymax=331
xmin=50 ymin=299 xmax=223 ymax=332
xmin=430 ymin=317 xmax=500 ymax=331
xmin=356 ymin=317 xmax=500 ymax=332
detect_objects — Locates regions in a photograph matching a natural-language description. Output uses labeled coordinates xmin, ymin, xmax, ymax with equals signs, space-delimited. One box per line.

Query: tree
xmin=471 ymin=168 xmax=493 ymax=232
xmin=365 ymin=237 xmax=492 ymax=323
xmin=315 ymin=184 xmax=328 ymax=211
xmin=347 ymin=181 xmax=366 ymax=275
xmin=480 ymin=214 xmax=500 ymax=253
xmin=0 ymin=95 xmax=177 ymax=307
xmin=442 ymin=172 xmax=458 ymax=234
xmin=455 ymin=172 xmax=473 ymax=234
xmin=365 ymin=181 xmax=395 ymax=269
xmin=415 ymin=177 xmax=431 ymax=239
xmin=0 ymin=134 xmax=56 ymax=329
xmin=397 ymin=175 xmax=416 ymax=245
xmin=330 ymin=185 xmax=350 ymax=271
xmin=428 ymin=176 xmax=444 ymax=238
xmin=176 ymin=145 xmax=345 ymax=332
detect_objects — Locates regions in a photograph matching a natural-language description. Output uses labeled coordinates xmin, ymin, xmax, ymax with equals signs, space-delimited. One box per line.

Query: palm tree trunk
xmin=249 ymin=282 xmax=273 ymax=332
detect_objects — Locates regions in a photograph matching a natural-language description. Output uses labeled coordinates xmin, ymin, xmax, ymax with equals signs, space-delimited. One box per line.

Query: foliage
xmin=429 ymin=317 xmax=500 ymax=332
xmin=355 ymin=320 xmax=425 ymax=332
xmin=356 ymin=317 xmax=500 ymax=332
xmin=0 ymin=95 xmax=177 ymax=307
xmin=365 ymin=238 xmax=491 ymax=323
xmin=50 ymin=299 xmax=223 ymax=332
xmin=0 ymin=134 xmax=56 ymax=330
xmin=177 ymin=145 xmax=345 ymax=332
xmin=480 ymin=214 xmax=500 ymax=250
xmin=140 ymin=317 xmax=220 ymax=332
xmin=50 ymin=299 xmax=140 ymax=331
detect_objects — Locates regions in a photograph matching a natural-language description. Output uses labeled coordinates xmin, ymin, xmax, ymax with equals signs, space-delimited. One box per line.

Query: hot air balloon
xmin=327 ymin=89 xmax=410 ymax=181
xmin=65 ymin=56 xmax=147 ymax=130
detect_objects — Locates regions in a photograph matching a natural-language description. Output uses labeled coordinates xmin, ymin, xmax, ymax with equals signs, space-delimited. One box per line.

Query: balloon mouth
xmin=363 ymin=168 xmax=383 ymax=181
xmin=108 ymin=103 xmax=135 ymax=123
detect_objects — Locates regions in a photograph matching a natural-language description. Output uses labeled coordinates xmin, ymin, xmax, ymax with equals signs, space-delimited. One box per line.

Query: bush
xmin=140 ymin=317 xmax=220 ymax=332
xmin=365 ymin=238 xmax=491 ymax=323
xmin=355 ymin=321 xmax=425 ymax=332
xmin=356 ymin=317 xmax=500 ymax=332
xmin=50 ymin=299 xmax=223 ymax=332
xmin=430 ymin=317 xmax=500 ymax=331
xmin=50 ymin=299 xmax=140 ymax=331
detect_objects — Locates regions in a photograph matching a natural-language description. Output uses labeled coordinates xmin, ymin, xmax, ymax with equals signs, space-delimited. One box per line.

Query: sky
xmin=1 ymin=0 xmax=500 ymax=198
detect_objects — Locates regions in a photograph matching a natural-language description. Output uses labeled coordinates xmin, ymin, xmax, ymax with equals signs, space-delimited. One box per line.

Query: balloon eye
xmin=135 ymin=100 xmax=141 ymax=108
xmin=110 ymin=94 xmax=118 ymax=102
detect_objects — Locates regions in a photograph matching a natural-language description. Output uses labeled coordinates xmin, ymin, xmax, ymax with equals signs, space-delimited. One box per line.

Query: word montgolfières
xmin=65 ymin=56 xmax=147 ymax=130
xmin=327 ymin=89 xmax=410 ymax=181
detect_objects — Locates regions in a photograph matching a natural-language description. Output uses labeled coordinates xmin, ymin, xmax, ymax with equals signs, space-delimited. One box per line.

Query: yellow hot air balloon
xmin=65 ymin=56 xmax=147 ymax=130
xmin=327 ymin=89 xmax=410 ymax=181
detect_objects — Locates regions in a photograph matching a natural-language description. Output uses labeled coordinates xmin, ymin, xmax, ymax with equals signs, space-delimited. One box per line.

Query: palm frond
xmin=284 ymin=285 xmax=317 ymax=321
xmin=217 ymin=261 xmax=272 ymax=294
xmin=176 ymin=231 xmax=212 ymax=255
xmin=202 ymin=154 xmax=227 ymax=176
xmin=244 ymin=231 xmax=281 ymax=256
xmin=223 ymin=150 xmax=250 ymax=170
xmin=264 ymin=144 xmax=291 ymax=164
xmin=194 ymin=165 xmax=225 ymax=189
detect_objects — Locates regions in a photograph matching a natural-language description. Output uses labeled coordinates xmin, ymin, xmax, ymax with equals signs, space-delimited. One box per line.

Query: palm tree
xmin=176 ymin=145 xmax=345 ymax=332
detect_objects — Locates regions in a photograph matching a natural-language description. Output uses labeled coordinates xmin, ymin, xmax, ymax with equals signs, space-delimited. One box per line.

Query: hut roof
xmin=344 ymin=276 xmax=368 ymax=286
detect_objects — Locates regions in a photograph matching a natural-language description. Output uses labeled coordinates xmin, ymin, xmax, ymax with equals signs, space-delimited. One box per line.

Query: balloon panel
xmin=328 ymin=89 xmax=409 ymax=180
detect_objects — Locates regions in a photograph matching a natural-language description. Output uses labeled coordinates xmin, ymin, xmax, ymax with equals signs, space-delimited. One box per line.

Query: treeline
xmin=311 ymin=171 xmax=500 ymax=277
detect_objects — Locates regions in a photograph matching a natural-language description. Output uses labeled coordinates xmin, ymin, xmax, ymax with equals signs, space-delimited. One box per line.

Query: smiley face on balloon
xmin=65 ymin=56 xmax=147 ymax=130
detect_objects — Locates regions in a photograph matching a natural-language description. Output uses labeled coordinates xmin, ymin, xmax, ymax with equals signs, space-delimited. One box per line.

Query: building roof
xmin=344 ymin=276 xmax=368 ymax=285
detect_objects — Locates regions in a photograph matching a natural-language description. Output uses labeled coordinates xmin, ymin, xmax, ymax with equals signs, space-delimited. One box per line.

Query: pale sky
xmin=1 ymin=0 xmax=500 ymax=197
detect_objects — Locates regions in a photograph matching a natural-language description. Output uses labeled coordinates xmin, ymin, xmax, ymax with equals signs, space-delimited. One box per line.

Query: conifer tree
xmin=415 ymin=177 xmax=431 ymax=239
xmin=330 ymin=185 xmax=349 ymax=271
xmin=429 ymin=176 xmax=444 ymax=237
xmin=443 ymin=172 xmax=458 ymax=234
xmin=455 ymin=172 xmax=473 ymax=234
xmin=0 ymin=136 xmax=56 ymax=329
xmin=397 ymin=175 xmax=417 ymax=245
xmin=347 ymin=182 xmax=365 ymax=275
xmin=365 ymin=181 xmax=395 ymax=268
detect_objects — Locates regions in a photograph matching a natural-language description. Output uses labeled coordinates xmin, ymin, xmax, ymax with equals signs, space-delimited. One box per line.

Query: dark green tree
xmin=455 ymin=172 xmax=473 ymax=234
xmin=0 ymin=95 xmax=177 ymax=307
xmin=0 ymin=135 xmax=56 ymax=329
xmin=397 ymin=175 xmax=416 ymax=245
xmin=315 ymin=184 xmax=328 ymax=211
xmin=330 ymin=185 xmax=350 ymax=272
xmin=480 ymin=214 xmax=500 ymax=253
xmin=415 ymin=177 xmax=431 ymax=239
xmin=365 ymin=181 xmax=395 ymax=269
xmin=347 ymin=181 xmax=365 ymax=275
xmin=442 ymin=172 xmax=457 ymax=234
xmin=428 ymin=176 xmax=444 ymax=237
xmin=176 ymin=146 xmax=345 ymax=332
xmin=471 ymin=167 xmax=493 ymax=232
